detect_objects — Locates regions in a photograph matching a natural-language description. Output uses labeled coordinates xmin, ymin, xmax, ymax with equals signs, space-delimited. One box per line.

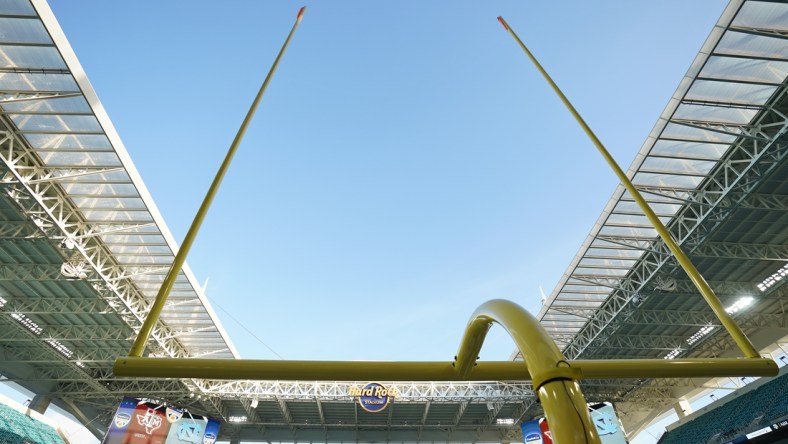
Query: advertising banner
xmin=589 ymin=402 xmax=628 ymax=444
xmin=521 ymin=419 xmax=543 ymax=444
xmin=522 ymin=402 xmax=627 ymax=444
xmin=102 ymin=397 xmax=220 ymax=444
xmin=347 ymin=382 xmax=398 ymax=413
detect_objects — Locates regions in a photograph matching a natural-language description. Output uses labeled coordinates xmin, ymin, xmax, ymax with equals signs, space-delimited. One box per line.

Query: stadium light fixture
xmin=60 ymin=238 xmax=76 ymax=250
xmin=60 ymin=261 xmax=87 ymax=280
xmin=664 ymin=348 xmax=682 ymax=360
xmin=687 ymin=325 xmax=717 ymax=346
xmin=757 ymin=263 xmax=788 ymax=292
xmin=12 ymin=313 xmax=43 ymax=335
xmin=228 ymin=416 xmax=247 ymax=423
xmin=725 ymin=296 xmax=754 ymax=314
xmin=46 ymin=339 xmax=74 ymax=359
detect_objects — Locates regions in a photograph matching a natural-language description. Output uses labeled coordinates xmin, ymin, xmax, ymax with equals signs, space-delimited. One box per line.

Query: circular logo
xmin=357 ymin=382 xmax=395 ymax=413
xmin=113 ymin=412 xmax=131 ymax=428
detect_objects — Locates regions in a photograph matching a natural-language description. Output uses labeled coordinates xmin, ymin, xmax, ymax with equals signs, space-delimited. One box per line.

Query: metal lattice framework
xmin=0 ymin=0 xmax=785 ymax=442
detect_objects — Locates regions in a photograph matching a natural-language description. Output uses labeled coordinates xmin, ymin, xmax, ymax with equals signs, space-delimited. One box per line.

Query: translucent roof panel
xmin=732 ymin=1 xmax=788 ymax=30
xmin=23 ymin=133 xmax=112 ymax=149
xmin=11 ymin=115 xmax=102 ymax=133
xmin=631 ymin=172 xmax=705 ymax=189
xmin=38 ymin=151 xmax=122 ymax=167
xmin=686 ymin=79 xmax=776 ymax=105
xmin=663 ymin=121 xmax=739 ymax=143
xmin=578 ymin=258 xmax=638 ymax=268
xmin=605 ymin=213 xmax=671 ymax=228
xmin=597 ymin=226 xmax=659 ymax=239
xmin=3 ymin=96 xmax=92 ymax=114
xmin=100 ymin=234 xmax=167 ymax=245
xmin=640 ymin=157 xmax=717 ymax=176
xmin=0 ymin=1 xmax=237 ymax=360
xmin=0 ymin=45 xmax=65 ymax=69
xmin=61 ymin=182 xmax=138 ymax=197
xmin=80 ymin=209 xmax=153 ymax=223
xmin=0 ymin=0 xmax=36 ymax=16
xmin=585 ymin=248 xmax=645 ymax=260
xmin=0 ymin=72 xmax=78 ymax=91
xmin=649 ymin=140 xmax=729 ymax=161
xmin=700 ymin=57 xmax=788 ymax=85
xmin=613 ymin=201 xmax=682 ymax=217
xmin=70 ymin=196 xmax=147 ymax=210
xmin=715 ymin=32 xmax=788 ymax=62
xmin=58 ymin=170 xmax=131 ymax=183
xmin=672 ymin=103 xmax=759 ymax=125
xmin=535 ymin=0 xmax=788 ymax=354
xmin=107 ymin=244 xmax=171 ymax=255
xmin=0 ymin=17 xmax=51 ymax=44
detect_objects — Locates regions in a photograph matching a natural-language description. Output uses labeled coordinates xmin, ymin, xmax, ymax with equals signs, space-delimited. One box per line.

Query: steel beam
xmin=0 ymin=123 xmax=196 ymax=360
xmin=621 ymin=310 xmax=786 ymax=328
xmin=198 ymin=380 xmax=533 ymax=402
xmin=692 ymin=241 xmax=788 ymax=261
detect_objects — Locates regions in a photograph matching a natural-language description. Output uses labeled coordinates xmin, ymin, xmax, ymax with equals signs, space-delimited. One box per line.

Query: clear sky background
xmin=10 ymin=0 xmax=729 ymax=441
xmin=42 ymin=0 xmax=727 ymax=364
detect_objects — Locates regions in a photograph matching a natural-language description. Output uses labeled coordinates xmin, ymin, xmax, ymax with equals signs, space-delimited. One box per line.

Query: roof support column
xmin=28 ymin=394 xmax=51 ymax=414
xmin=673 ymin=399 xmax=693 ymax=419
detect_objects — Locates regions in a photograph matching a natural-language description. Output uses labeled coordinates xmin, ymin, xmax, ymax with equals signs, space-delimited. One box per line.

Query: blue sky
xmin=44 ymin=0 xmax=726 ymax=366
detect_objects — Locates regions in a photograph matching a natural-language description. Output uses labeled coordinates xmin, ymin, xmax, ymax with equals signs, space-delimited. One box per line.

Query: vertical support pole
xmin=496 ymin=16 xmax=759 ymax=358
xmin=128 ymin=7 xmax=307 ymax=357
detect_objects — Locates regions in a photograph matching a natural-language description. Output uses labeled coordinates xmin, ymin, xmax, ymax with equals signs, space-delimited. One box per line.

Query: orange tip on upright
xmin=497 ymin=16 xmax=509 ymax=31
xmin=297 ymin=6 xmax=306 ymax=21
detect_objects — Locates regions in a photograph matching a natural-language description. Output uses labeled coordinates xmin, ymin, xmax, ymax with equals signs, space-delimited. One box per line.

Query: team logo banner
xmin=521 ymin=419 xmax=543 ymax=444
xmin=521 ymin=402 xmax=626 ymax=444
xmin=137 ymin=408 xmax=164 ymax=435
xmin=166 ymin=407 xmax=183 ymax=423
xmin=102 ymin=396 xmax=221 ymax=444
xmin=113 ymin=411 xmax=132 ymax=429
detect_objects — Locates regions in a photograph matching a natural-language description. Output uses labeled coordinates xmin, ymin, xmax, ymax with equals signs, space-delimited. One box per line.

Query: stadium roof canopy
xmin=523 ymin=0 xmax=788 ymax=435
xmin=534 ymin=0 xmax=788 ymax=353
xmin=0 ymin=0 xmax=238 ymax=363
xmin=0 ymin=0 xmax=785 ymax=442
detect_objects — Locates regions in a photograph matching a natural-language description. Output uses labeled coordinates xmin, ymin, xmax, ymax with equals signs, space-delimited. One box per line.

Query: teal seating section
xmin=0 ymin=403 xmax=65 ymax=444
xmin=659 ymin=372 xmax=788 ymax=444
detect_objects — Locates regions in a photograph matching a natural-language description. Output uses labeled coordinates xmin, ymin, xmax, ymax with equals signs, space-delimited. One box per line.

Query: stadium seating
xmin=0 ymin=402 xmax=66 ymax=444
xmin=659 ymin=372 xmax=788 ymax=444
